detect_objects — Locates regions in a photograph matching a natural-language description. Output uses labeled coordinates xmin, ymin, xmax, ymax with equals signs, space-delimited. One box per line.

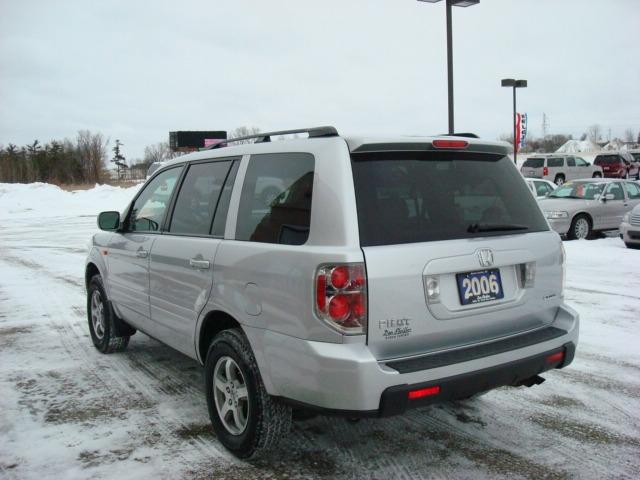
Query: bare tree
xmin=623 ymin=129 xmax=635 ymax=143
xmin=229 ymin=126 xmax=261 ymax=144
xmin=586 ymin=124 xmax=602 ymax=144
xmin=77 ymin=130 xmax=108 ymax=183
xmin=143 ymin=141 xmax=179 ymax=166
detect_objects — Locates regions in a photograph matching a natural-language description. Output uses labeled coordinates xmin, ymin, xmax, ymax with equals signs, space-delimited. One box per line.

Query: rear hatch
xmin=521 ymin=157 xmax=545 ymax=177
xmin=595 ymin=155 xmax=622 ymax=175
xmin=350 ymin=146 xmax=563 ymax=360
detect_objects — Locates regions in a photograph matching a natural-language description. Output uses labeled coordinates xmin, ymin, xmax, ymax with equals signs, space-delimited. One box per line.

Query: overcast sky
xmin=1 ymin=0 xmax=639 ymax=160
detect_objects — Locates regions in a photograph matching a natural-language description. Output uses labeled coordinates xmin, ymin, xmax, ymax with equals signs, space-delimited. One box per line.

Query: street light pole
xmin=417 ymin=0 xmax=480 ymax=135
xmin=501 ymin=78 xmax=527 ymax=164
xmin=446 ymin=1 xmax=454 ymax=134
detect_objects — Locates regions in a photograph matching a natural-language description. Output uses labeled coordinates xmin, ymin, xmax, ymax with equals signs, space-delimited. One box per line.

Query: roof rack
xmin=440 ymin=132 xmax=479 ymax=138
xmin=205 ymin=126 xmax=339 ymax=150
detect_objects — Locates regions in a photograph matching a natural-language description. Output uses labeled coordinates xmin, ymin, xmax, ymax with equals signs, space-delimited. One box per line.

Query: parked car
xmin=520 ymin=154 xmax=602 ymax=186
xmin=539 ymin=179 xmax=640 ymax=239
xmin=525 ymin=178 xmax=556 ymax=200
xmin=86 ymin=127 xmax=579 ymax=458
xmin=620 ymin=203 xmax=640 ymax=249
xmin=593 ymin=152 xmax=640 ymax=180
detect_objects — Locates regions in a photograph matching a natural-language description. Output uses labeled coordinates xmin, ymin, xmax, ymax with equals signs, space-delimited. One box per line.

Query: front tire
xmin=205 ymin=329 xmax=292 ymax=459
xmin=568 ymin=214 xmax=591 ymax=240
xmin=87 ymin=275 xmax=130 ymax=353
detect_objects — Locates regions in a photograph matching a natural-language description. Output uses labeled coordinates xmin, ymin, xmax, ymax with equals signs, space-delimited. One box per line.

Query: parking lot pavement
xmin=1 ymin=209 xmax=639 ymax=479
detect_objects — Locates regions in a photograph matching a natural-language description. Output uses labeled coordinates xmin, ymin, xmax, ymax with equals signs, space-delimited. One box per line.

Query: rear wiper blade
xmin=467 ymin=223 xmax=529 ymax=233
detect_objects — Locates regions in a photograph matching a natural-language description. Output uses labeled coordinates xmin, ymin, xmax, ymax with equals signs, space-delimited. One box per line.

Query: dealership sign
xmin=515 ymin=113 xmax=528 ymax=151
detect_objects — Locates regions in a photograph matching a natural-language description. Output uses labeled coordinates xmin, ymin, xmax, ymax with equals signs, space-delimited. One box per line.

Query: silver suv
xmin=86 ymin=127 xmax=579 ymax=458
xmin=521 ymin=154 xmax=603 ymax=185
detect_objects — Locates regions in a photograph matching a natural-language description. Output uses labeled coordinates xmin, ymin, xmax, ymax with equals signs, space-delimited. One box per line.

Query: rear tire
xmin=554 ymin=174 xmax=565 ymax=186
xmin=205 ymin=329 xmax=292 ymax=459
xmin=87 ymin=275 xmax=130 ymax=353
xmin=568 ymin=214 xmax=591 ymax=240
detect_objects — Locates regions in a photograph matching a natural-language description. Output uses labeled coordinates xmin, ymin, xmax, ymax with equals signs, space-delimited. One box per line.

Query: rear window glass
xmin=351 ymin=151 xmax=549 ymax=246
xmin=547 ymin=158 xmax=564 ymax=167
xmin=594 ymin=155 xmax=620 ymax=165
xmin=523 ymin=158 xmax=544 ymax=168
xmin=236 ymin=153 xmax=315 ymax=245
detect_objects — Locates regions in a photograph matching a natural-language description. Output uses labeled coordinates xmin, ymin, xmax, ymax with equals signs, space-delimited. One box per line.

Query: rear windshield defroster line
xmin=350 ymin=151 xmax=549 ymax=247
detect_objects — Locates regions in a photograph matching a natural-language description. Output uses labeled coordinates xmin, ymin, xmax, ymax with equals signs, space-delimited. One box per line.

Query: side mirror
xmin=602 ymin=193 xmax=615 ymax=202
xmin=98 ymin=211 xmax=120 ymax=231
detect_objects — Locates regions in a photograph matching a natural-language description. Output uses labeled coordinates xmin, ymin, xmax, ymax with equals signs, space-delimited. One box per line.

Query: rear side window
xmin=605 ymin=182 xmax=625 ymax=200
xmin=567 ymin=157 xmax=576 ymax=167
xmin=523 ymin=158 xmax=544 ymax=168
xmin=547 ymin=158 xmax=564 ymax=168
xmin=624 ymin=182 xmax=640 ymax=199
xmin=129 ymin=167 xmax=182 ymax=232
xmin=169 ymin=160 xmax=233 ymax=236
xmin=595 ymin=155 xmax=620 ymax=165
xmin=535 ymin=181 xmax=554 ymax=196
xmin=236 ymin=153 xmax=315 ymax=245
xmin=351 ymin=151 xmax=549 ymax=246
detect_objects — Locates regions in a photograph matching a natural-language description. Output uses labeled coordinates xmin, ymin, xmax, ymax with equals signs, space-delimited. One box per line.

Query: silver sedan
xmin=620 ymin=203 xmax=640 ymax=249
xmin=538 ymin=179 xmax=640 ymax=239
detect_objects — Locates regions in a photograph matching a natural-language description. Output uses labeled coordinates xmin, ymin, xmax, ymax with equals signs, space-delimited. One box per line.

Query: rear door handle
xmin=189 ymin=258 xmax=210 ymax=270
xmin=136 ymin=249 xmax=149 ymax=258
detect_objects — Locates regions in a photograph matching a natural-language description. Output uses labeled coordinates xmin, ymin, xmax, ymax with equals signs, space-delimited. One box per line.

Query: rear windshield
xmin=594 ymin=155 xmax=620 ymax=165
xmin=351 ymin=151 xmax=549 ymax=246
xmin=523 ymin=158 xmax=544 ymax=168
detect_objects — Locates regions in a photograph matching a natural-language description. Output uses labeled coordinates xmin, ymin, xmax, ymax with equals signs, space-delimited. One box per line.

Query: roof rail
xmin=205 ymin=126 xmax=339 ymax=150
xmin=440 ymin=132 xmax=479 ymax=138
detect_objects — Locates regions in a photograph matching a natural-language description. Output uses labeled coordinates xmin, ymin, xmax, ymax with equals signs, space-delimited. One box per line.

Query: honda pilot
xmin=86 ymin=127 xmax=579 ymax=458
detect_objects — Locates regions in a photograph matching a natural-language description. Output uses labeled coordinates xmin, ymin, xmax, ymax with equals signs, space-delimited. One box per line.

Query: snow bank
xmin=0 ymin=182 xmax=142 ymax=219
xmin=555 ymin=139 xmax=601 ymax=153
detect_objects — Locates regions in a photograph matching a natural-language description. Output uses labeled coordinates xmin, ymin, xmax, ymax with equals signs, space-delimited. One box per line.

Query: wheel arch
xmin=85 ymin=262 xmax=101 ymax=289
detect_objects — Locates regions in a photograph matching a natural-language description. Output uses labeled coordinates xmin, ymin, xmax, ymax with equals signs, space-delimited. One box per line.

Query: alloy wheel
xmin=213 ymin=356 xmax=249 ymax=435
xmin=90 ymin=290 xmax=106 ymax=340
xmin=574 ymin=218 xmax=589 ymax=239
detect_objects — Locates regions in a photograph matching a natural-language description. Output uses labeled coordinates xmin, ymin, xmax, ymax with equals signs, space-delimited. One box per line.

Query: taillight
xmin=543 ymin=166 xmax=549 ymax=176
xmin=315 ymin=263 xmax=367 ymax=335
xmin=408 ymin=386 xmax=441 ymax=400
xmin=432 ymin=139 xmax=468 ymax=149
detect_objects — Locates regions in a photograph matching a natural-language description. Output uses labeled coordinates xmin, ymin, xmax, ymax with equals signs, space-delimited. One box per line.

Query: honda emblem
xmin=477 ymin=249 xmax=494 ymax=268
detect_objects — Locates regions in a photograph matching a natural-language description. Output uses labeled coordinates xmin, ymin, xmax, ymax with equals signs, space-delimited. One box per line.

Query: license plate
xmin=456 ymin=269 xmax=504 ymax=305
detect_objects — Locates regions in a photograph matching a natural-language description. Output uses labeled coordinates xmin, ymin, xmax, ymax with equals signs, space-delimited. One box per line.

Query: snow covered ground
xmin=1 ymin=183 xmax=639 ymax=480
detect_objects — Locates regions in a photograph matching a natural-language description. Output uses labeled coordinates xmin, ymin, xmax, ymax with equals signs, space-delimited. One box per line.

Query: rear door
xmin=351 ymin=149 xmax=559 ymax=360
xmin=624 ymin=182 xmax=640 ymax=210
xmin=601 ymin=182 xmax=627 ymax=228
xmin=107 ymin=166 xmax=183 ymax=330
xmin=147 ymin=158 xmax=238 ymax=356
xmin=547 ymin=157 xmax=564 ymax=183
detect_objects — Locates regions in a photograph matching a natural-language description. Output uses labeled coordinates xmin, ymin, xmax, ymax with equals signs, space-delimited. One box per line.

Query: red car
xmin=593 ymin=152 xmax=640 ymax=180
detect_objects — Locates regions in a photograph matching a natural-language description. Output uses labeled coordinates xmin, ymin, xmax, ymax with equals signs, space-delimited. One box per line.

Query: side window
xmin=236 ymin=153 xmax=315 ymax=245
xmin=169 ymin=160 xmax=232 ymax=236
xmin=535 ymin=181 xmax=551 ymax=196
xmin=575 ymin=157 xmax=588 ymax=167
xmin=606 ymin=183 xmax=624 ymax=200
xmin=566 ymin=157 xmax=576 ymax=167
xmin=547 ymin=158 xmax=563 ymax=168
xmin=624 ymin=182 xmax=640 ymax=199
xmin=129 ymin=167 xmax=182 ymax=232
xmin=211 ymin=161 xmax=240 ymax=237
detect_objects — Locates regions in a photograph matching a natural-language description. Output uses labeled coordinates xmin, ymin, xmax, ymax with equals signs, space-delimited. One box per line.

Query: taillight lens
xmin=432 ymin=139 xmax=468 ymax=149
xmin=543 ymin=166 xmax=549 ymax=176
xmin=315 ymin=263 xmax=367 ymax=335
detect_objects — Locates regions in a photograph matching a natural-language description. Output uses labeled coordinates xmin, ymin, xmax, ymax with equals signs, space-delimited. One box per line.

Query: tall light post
xmin=501 ymin=78 xmax=527 ymax=164
xmin=417 ymin=0 xmax=480 ymax=134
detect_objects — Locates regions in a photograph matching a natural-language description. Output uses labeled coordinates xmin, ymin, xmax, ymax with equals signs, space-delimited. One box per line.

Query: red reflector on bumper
xmin=546 ymin=351 xmax=564 ymax=363
xmin=408 ymin=386 xmax=441 ymax=400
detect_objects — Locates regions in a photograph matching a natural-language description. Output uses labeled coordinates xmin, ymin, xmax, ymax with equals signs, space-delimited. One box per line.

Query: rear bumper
xmin=258 ymin=304 xmax=579 ymax=413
